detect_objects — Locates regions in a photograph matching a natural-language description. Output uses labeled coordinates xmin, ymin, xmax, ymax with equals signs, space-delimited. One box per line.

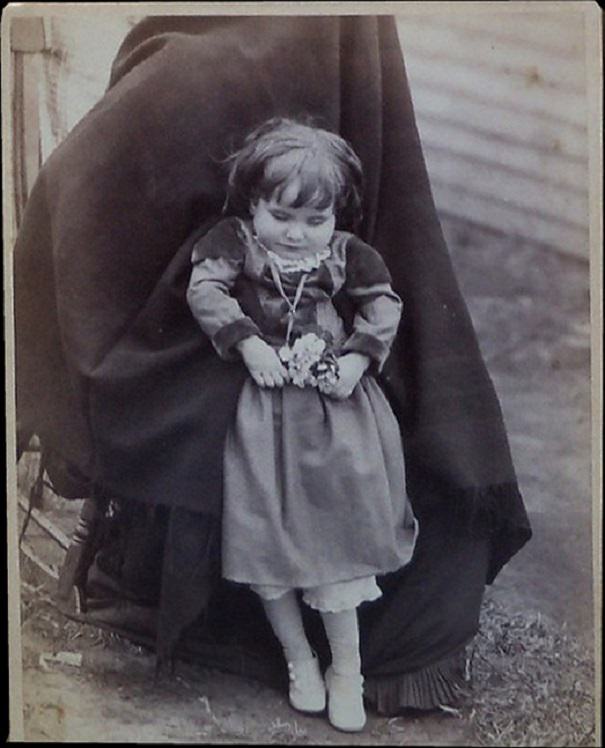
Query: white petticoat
xmin=250 ymin=576 xmax=382 ymax=613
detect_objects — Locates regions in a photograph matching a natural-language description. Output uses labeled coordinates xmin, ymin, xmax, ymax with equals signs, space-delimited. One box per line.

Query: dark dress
xmin=14 ymin=15 xmax=532 ymax=712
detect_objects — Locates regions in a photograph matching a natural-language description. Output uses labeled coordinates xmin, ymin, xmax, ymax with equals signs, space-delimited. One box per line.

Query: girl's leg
xmin=259 ymin=590 xmax=326 ymax=713
xmin=320 ymin=608 xmax=366 ymax=732
xmin=261 ymin=590 xmax=314 ymax=663
xmin=320 ymin=609 xmax=362 ymax=675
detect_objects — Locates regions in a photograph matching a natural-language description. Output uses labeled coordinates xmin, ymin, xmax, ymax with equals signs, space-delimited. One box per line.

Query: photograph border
xmin=3 ymin=2 xmax=602 ymax=743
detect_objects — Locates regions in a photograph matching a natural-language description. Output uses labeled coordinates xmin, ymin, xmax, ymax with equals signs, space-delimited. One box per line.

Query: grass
xmin=463 ymin=595 xmax=596 ymax=747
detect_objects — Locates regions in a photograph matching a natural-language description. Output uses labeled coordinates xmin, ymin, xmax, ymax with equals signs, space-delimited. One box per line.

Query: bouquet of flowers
xmin=278 ymin=332 xmax=340 ymax=392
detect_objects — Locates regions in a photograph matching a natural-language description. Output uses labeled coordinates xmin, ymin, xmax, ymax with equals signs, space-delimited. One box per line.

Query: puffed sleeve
xmin=341 ymin=235 xmax=403 ymax=373
xmin=186 ymin=218 xmax=261 ymax=360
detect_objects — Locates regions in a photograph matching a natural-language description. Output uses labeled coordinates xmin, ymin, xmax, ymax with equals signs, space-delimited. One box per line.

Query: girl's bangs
xmin=261 ymin=152 xmax=338 ymax=210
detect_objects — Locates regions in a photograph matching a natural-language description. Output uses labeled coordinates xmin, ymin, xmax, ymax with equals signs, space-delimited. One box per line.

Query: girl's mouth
xmin=277 ymin=242 xmax=306 ymax=251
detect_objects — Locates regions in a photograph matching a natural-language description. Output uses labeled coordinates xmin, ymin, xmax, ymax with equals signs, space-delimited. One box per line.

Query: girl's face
xmin=250 ymin=180 xmax=336 ymax=258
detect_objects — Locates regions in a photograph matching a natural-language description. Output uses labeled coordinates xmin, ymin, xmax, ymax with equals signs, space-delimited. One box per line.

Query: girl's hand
xmin=237 ymin=336 xmax=289 ymax=388
xmin=323 ymin=352 xmax=370 ymax=400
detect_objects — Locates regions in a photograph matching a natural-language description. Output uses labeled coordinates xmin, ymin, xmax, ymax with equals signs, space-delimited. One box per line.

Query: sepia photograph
xmin=4 ymin=2 xmax=601 ymax=744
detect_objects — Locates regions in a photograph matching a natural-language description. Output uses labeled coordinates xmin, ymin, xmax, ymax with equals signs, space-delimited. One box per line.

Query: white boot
xmin=287 ymin=655 xmax=326 ymax=714
xmin=325 ymin=665 xmax=366 ymax=732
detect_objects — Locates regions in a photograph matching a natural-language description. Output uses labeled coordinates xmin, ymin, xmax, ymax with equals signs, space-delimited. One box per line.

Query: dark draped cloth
xmin=14 ymin=15 xmax=531 ymax=712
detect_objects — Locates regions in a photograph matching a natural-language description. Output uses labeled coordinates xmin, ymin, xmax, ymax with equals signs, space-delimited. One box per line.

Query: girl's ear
xmin=249 ymin=198 xmax=259 ymax=217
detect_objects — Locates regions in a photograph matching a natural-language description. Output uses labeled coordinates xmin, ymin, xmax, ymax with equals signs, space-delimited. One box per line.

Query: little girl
xmin=186 ymin=118 xmax=416 ymax=732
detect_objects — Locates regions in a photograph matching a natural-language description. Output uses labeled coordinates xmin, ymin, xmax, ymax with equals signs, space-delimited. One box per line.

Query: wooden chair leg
xmin=56 ymin=496 xmax=106 ymax=614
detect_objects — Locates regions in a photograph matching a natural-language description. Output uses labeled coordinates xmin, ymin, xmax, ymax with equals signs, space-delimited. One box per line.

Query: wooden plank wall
xmin=396 ymin=10 xmax=590 ymax=258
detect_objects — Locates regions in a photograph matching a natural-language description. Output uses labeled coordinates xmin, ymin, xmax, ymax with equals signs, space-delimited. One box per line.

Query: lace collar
xmin=235 ymin=218 xmax=332 ymax=273
xmin=263 ymin=245 xmax=331 ymax=274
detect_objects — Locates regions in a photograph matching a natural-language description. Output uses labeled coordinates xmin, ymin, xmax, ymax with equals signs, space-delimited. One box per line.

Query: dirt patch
xmin=15 ymin=557 xmax=595 ymax=745
xmin=16 ymin=560 xmax=475 ymax=744
xmin=444 ymin=218 xmax=595 ymax=648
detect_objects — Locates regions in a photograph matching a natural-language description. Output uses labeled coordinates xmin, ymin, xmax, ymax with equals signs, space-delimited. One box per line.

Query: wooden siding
xmin=9 ymin=12 xmax=591 ymax=260
xmin=396 ymin=10 xmax=590 ymax=258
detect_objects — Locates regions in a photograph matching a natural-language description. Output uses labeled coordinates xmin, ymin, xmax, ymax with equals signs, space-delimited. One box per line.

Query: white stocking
xmin=261 ymin=590 xmax=314 ymax=663
xmin=320 ymin=608 xmax=362 ymax=675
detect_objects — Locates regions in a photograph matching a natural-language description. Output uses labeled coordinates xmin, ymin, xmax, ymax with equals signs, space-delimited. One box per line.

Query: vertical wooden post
xmin=10 ymin=17 xmax=46 ymax=229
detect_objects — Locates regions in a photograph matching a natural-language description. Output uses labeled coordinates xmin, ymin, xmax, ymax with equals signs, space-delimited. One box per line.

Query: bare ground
xmin=10 ymin=217 xmax=598 ymax=744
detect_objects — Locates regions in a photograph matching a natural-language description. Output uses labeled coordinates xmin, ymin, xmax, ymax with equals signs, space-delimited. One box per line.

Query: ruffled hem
xmin=364 ymin=648 xmax=468 ymax=714
xmin=303 ymin=577 xmax=382 ymax=613
xmin=250 ymin=576 xmax=383 ymax=612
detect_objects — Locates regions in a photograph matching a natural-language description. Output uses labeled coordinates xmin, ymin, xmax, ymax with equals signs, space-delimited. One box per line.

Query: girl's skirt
xmin=221 ymin=376 xmax=417 ymax=595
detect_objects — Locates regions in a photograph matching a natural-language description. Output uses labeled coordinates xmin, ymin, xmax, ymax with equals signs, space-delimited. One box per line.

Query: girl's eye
xmin=308 ymin=217 xmax=329 ymax=226
xmin=270 ymin=211 xmax=290 ymax=222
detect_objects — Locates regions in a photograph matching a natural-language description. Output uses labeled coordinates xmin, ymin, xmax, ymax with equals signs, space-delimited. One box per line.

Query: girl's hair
xmin=224 ymin=117 xmax=364 ymax=230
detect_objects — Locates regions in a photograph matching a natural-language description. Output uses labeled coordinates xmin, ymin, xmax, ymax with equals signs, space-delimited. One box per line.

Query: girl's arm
xmin=186 ymin=219 xmax=261 ymax=360
xmin=324 ymin=237 xmax=401 ymax=400
xmin=187 ymin=219 xmax=288 ymax=387
xmin=341 ymin=235 xmax=403 ymax=375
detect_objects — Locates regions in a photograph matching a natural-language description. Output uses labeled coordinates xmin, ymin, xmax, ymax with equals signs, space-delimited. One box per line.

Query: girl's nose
xmin=285 ymin=222 xmax=304 ymax=241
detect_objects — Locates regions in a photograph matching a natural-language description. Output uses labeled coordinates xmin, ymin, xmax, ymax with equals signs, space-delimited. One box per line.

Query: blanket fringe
xmin=434 ymin=481 xmax=526 ymax=532
xmin=454 ymin=482 xmax=532 ymax=583
xmin=413 ymin=480 xmax=532 ymax=584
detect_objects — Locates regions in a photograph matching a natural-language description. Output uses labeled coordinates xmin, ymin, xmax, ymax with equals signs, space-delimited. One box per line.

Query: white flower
xmin=278 ymin=345 xmax=294 ymax=362
xmin=278 ymin=332 xmax=338 ymax=390
xmin=292 ymin=333 xmax=326 ymax=357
